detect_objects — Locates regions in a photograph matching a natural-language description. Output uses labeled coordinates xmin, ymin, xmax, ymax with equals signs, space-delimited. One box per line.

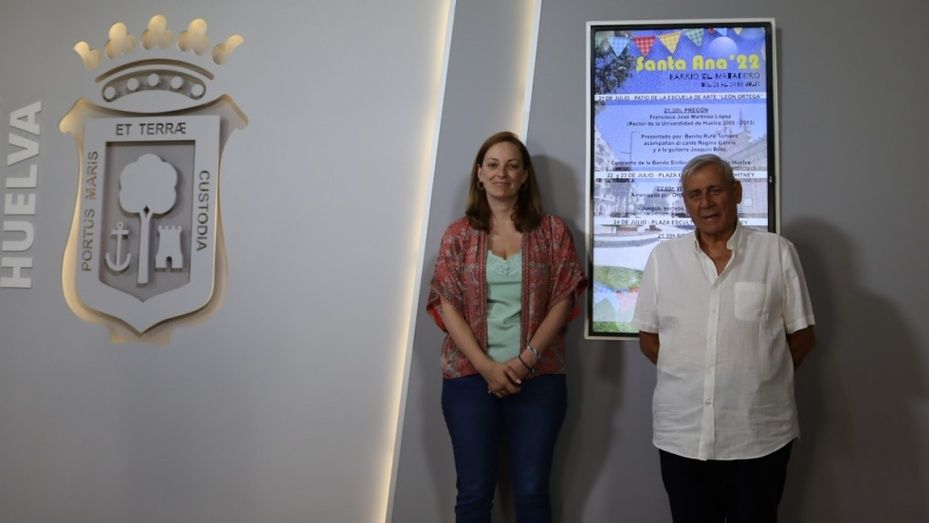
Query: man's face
xmin=682 ymin=164 xmax=742 ymax=239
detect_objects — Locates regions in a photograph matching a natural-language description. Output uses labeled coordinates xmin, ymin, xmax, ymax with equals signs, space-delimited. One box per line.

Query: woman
xmin=428 ymin=131 xmax=586 ymax=522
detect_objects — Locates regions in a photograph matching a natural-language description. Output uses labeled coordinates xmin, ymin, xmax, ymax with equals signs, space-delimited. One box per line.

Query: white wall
xmin=393 ymin=0 xmax=929 ymax=521
xmin=3 ymin=1 xmax=928 ymax=522
xmin=0 ymin=1 xmax=448 ymax=521
xmin=389 ymin=0 xmax=540 ymax=520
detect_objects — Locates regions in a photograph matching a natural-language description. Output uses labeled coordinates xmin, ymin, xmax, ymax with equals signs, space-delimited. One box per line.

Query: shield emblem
xmin=61 ymin=98 xmax=246 ymax=333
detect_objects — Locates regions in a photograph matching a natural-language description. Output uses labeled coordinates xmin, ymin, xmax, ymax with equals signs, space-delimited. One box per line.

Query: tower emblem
xmin=60 ymin=16 xmax=248 ymax=338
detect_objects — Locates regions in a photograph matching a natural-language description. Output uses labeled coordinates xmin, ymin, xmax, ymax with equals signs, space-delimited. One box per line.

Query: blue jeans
xmin=442 ymin=373 xmax=567 ymax=523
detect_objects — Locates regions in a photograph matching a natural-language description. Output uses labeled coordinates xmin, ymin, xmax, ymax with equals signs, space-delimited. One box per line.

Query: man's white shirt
xmin=633 ymin=224 xmax=815 ymax=460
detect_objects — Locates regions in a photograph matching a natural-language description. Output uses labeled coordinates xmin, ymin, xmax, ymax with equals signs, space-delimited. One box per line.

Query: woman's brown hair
xmin=465 ymin=131 xmax=543 ymax=232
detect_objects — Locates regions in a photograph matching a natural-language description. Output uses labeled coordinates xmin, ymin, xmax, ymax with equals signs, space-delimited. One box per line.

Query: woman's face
xmin=477 ymin=141 xmax=526 ymax=202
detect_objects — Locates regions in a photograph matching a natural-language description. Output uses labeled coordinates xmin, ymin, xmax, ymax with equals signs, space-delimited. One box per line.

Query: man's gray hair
xmin=680 ymin=154 xmax=736 ymax=190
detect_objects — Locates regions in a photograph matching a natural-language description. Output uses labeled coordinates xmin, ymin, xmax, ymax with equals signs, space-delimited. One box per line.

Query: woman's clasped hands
xmin=480 ymin=355 xmax=534 ymax=398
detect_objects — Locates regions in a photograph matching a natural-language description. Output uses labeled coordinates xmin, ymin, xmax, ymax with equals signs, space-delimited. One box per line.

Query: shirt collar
xmin=691 ymin=221 xmax=743 ymax=254
xmin=726 ymin=221 xmax=744 ymax=253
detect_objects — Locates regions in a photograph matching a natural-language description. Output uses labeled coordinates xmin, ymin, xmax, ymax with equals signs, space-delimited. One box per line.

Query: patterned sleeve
xmin=547 ymin=216 xmax=588 ymax=321
xmin=426 ymin=223 xmax=464 ymax=332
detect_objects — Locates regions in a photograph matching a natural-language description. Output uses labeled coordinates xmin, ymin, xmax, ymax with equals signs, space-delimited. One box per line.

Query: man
xmin=633 ymin=154 xmax=816 ymax=523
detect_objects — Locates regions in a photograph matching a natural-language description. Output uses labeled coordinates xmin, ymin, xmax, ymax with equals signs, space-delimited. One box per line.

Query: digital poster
xmin=586 ymin=20 xmax=777 ymax=338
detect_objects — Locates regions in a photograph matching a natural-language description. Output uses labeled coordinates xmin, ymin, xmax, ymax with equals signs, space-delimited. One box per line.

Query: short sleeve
xmin=427 ymin=224 xmax=465 ymax=332
xmin=781 ymin=239 xmax=816 ymax=333
xmin=546 ymin=217 xmax=588 ymax=320
xmin=632 ymin=248 xmax=660 ymax=333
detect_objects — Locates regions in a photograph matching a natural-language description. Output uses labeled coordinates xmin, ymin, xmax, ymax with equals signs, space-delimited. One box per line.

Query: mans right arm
xmin=639 ymin=331 xmax=660 ymax=365
xmin=787 ymin=325 xmax=815 ymax=369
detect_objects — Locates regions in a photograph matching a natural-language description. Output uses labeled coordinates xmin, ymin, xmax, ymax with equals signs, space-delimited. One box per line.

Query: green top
xmin=486 ymin=251 xmax=522 ymax=362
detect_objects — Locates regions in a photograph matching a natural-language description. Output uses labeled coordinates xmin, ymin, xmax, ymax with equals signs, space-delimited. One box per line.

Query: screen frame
xmin=584 ymin=18 xmax=780 ymax=340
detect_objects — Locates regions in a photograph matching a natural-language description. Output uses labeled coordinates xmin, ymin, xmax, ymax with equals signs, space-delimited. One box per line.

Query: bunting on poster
xmin=682 ymin=28 xmax=704 ymax=46
xmin=631 ymin=36 xmax=656 ymax=56
xmin=610 ymin=36 xmax=630 ymax=56
xmin=657 ymin=32 xmax=682 ymax=54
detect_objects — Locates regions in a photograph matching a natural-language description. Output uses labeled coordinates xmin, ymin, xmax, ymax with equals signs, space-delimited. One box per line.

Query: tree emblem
xmin=118 ymin=153 xmax=178 ymax=284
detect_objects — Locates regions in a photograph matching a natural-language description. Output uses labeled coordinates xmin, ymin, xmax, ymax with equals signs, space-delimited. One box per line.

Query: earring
xmin=478 ymin=181 xmax=485 ymax=191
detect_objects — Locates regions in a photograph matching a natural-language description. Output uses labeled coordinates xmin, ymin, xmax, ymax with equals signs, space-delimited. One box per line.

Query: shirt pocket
xmin=734 ymin=282 xmax=767 ymax=321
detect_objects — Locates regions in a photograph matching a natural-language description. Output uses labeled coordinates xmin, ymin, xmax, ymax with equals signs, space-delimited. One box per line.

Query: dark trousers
xmin=442 ymin=373 xmax=567 ymax=523
xmin=659 ymin=441 xmax=793 ymax=523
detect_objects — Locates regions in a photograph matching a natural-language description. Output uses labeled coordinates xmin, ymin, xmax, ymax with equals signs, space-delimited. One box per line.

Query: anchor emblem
xmin=105 ymin=221 xmax=132 ymax=272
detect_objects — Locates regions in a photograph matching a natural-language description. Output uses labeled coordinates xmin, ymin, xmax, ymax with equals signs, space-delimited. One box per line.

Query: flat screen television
xmin=586 ymin=19 xmax=778 ymax=339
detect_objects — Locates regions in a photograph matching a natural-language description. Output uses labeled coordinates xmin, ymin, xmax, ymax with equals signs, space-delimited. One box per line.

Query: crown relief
xmin=74 ymin=15 xmax=243 ymax=71
xmin=142 ymin=15 xmax=174 ymax=50
xmin=104 ymin=22 xmax=137 ymax=59
xmin=70 ymin=15 xmax=244 ymax=110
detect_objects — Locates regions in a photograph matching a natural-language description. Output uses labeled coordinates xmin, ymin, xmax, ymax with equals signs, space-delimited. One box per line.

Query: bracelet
xmin=517 ymin=352 xmax=533 ymax=372
xmin=526 ymin=343 xmax=541 ymax=364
